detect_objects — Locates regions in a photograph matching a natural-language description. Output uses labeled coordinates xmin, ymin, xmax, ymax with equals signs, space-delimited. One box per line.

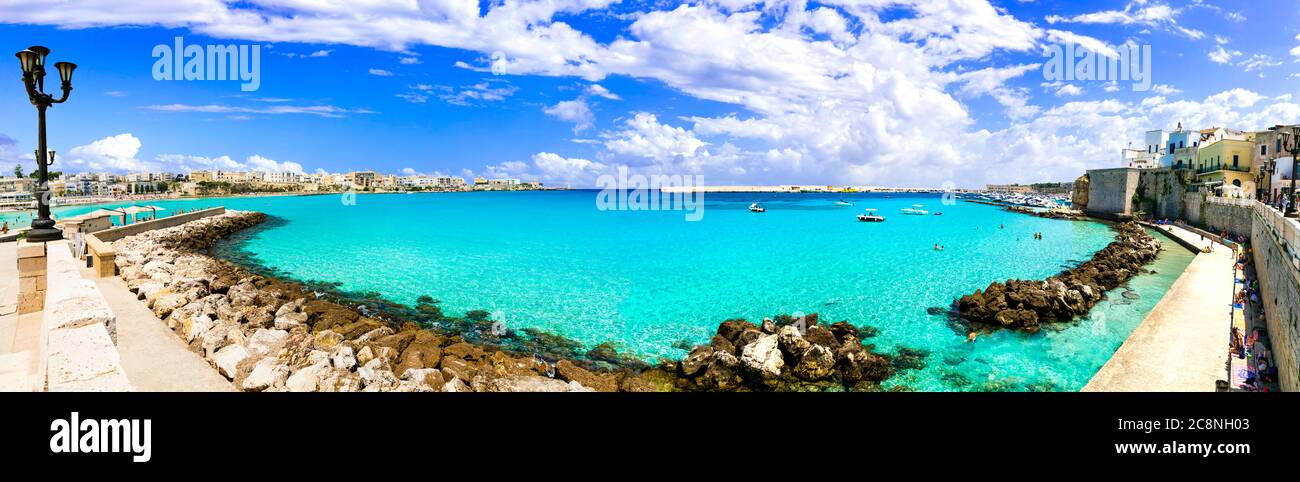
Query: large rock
xmin=212 ymin=344 xmax=250 ymax=379
xmin=555 ymin=360 xmax=618 ymax=392
xmin=679 ymin=346 xmax=714 ymax=377
xmin=792 ymin=345 xmax=836 ymax=381
xmin=739 ymin=333 xmax=783 ymax=381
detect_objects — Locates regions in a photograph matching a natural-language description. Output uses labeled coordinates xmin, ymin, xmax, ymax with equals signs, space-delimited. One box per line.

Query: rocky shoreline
xmin=951 ymin=222 xmax=1162 ymax=333
xmin=111 ymin=210 xmax=681 ymax=392
xmin=111 ymin=210 xmax=923 ymax=392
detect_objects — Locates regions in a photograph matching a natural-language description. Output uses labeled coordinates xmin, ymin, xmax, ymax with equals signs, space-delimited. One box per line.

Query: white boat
xmin=835 ymin=199 xmax=853 ymax=207
xmin=901 ymin=204 xmax=929 ymax=215
xmin=749 ymin=203 xmax=766 ymax=213
xmin=857 ymin=208 xmax=885 ymax=222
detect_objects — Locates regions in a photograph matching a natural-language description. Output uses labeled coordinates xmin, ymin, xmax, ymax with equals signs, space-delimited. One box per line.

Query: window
xmin=1263 ymin=145 xmax=1268 ymax=155
xmin=1234 ymin=154 xmax=1239 ymax=167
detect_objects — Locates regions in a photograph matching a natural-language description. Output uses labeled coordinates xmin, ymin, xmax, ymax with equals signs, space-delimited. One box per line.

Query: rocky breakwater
xmin=110 ymin=211 xmax=664 ymax=392
xmin=666 ymin=314 xmax=895 ymax=391
xmin=953 ymin=222 xmax=1161 ymax=333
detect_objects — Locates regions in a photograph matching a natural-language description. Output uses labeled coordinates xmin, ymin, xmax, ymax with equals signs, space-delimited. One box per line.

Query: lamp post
xmin=1284 ymin=126 xmax=1300 ymax=218
xmin=15 ymin=45 xmax=76 ymax=242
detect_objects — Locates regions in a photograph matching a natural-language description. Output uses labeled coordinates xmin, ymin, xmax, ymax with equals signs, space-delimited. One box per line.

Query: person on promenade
xmin=1 ymin=221 xmax=7 ymax=234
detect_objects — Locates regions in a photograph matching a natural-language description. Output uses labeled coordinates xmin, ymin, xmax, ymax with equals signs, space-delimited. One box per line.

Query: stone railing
xmin=86 ymin=207 xmax=226 ymax=278
xmin=41 ymin=240 xmax=130 ymax=391
xmin=1207 ymin=196 xmax=1256 ymax=208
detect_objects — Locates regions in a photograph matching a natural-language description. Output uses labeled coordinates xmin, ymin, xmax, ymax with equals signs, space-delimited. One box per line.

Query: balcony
xmin=1196 ymin=165 xmax=1253 ymax=175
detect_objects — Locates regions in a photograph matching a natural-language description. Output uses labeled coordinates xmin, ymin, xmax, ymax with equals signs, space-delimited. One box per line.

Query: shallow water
xmin=11 ymin=191 xmax=1194 ymax=391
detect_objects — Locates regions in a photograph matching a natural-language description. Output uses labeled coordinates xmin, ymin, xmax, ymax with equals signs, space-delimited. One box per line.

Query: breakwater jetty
xmin=954 ymin=222 xmax=1161 ymax=332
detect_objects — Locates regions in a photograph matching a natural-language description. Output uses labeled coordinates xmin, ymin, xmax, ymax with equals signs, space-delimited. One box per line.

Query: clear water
xmin=6 ymin=191 xmax=1194 ymax=391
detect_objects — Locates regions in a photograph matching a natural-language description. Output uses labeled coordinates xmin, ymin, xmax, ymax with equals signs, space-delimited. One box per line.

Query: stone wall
xmin=1136 ymin=168 xmax=1188 ymax=220
xmin=1086 ymin=167 xmax=1254 ymax=237
xmin=1198 ymin=197 xmax=1254 ymax=237
xmin=1084 ymin=167 xmax=1140 ymax=218
xmin=1251 ymin=203 xmax=1300 ymax=392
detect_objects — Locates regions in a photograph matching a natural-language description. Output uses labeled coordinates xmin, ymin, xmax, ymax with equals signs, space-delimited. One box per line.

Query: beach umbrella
xmin=84 ymin=207 xmax=128 ymax=225
xmin=133 ymin=205 xmax=167 ymax=219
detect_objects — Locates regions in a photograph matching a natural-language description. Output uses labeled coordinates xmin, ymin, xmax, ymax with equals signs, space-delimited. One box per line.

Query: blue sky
xmin=1 ymin=0 xmax=1298 ymax=188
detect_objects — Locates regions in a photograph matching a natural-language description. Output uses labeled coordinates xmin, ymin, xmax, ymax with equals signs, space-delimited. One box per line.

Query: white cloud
xmin=1055 ymin=84 xmax=1084 ymax=97
xmin=1046 ymin=1 xmax=1203 ymax=39
xmin=7 ymin=1 xmax=1296 ymax=188
xmin=368 ymin=68 xmax=394 ymax=76
xmin=399 ymin=56 xmax=422 ymax=64
xmin=144 ymin=103 xmax=375 ymax=118
xmin=1209 ymin=46 xmax=1241 ymax=64
xmin=544 ymin=98 xmax=595 ymax=132
xmin=1150 ymin=84 xmax=1181 ymax=96
xmin=586 ymin=84 xmax=620 ymax=100
xmin=439 ymin=81 xmax=517 ymax=106
xmin=63 ymin=133 xmax=148 ymax=172
xmin=604 ymin=113 xmax=707 ymax=162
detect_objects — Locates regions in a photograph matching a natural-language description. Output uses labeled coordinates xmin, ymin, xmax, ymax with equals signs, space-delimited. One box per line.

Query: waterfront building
xmin=1253 ymin=125 xmax=1299 ymax=201
xmin=1122 ymin=147 xmax=1160 ymax=169
xmin=1161 ymin=124 xmax=1194 ymax=168
xmin=0 ymin=176 xmax=35 ymax=194
xmin=345 ymin=171 xmax=377 ymax=190
xmin=261 ymin=171 xmax=301 ymax=184
xmin=1194 ymin=133 xmax=1257 ymax=196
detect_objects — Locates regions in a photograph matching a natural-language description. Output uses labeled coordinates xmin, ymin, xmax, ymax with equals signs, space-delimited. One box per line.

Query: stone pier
xmin=1083 ymin=225 xmax=1233 ymax=391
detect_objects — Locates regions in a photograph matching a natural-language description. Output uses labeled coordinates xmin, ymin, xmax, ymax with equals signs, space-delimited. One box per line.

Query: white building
xmin=260 ymin=171 xmax=301 ymax=184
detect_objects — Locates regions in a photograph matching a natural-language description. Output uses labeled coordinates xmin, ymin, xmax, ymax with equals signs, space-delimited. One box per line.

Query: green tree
xmin=12 ymin=164 xmax=22 ymax=178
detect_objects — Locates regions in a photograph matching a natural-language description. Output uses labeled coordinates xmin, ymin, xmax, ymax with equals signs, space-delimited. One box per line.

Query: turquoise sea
xmin=2 ymin=191 xmax=1195 ymax=391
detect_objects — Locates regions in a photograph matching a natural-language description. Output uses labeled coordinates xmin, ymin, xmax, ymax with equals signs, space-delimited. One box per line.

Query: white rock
xmin=740 ymin=333 xmax=784 ymax=379
xmin=240 ymin=357 xmax=290 ymax=391
xmin=273 ymin=312 xmax=308 ymax=330
xmin=441 ymin=377 xmax=470 ymax=392
xmin=285 ymin=362 xmax=329 ymax=392
xmin=331 ymin=345 xmax=357 ymax=370
xmin=246 ymin=328 xmax=289 ymax=356
xmin=179 ymin=315 xmax=215 ymax=343
xmin=212 ymin=344 xmax=250 ymax=379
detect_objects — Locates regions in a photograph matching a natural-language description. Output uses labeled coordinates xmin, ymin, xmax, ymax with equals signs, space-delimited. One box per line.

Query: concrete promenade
xmin=88 ymin=268 xmax=233 ymax=391
xmin=1 ymin=237 xmax=232 ymax=392
xmin=1084 ymin=225 xmax=1233 ymax=391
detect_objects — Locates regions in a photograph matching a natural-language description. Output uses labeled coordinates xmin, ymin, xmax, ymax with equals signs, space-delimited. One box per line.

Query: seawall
xmin=1250 ymin=203 xmax=1300 ymax=391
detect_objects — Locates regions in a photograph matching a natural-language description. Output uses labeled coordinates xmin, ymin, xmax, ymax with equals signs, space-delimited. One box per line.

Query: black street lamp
xmin=14 ymin=45 xmax=76 ymax=242
xmin=1282 ymin=125 xmax=1300 ymax=218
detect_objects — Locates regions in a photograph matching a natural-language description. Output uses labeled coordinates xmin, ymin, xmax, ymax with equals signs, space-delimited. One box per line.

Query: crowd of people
xmin=1231 ymin=243 xmax=1279 ymax=391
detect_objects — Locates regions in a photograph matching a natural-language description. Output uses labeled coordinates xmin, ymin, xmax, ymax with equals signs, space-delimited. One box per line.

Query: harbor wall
xmin=1085 ymin=167 xmax=1253 ymax=237
xmin=1084 ymin=167 xmax=1140 ymax=218
xmin=1250 ymin=203 xmax=1300 ymax=392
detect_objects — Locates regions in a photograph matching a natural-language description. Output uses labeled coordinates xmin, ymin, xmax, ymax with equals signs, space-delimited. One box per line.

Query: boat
xmin=901 ymin=204 xmax=929 ymax=215
xmin=749 ymin=203 xmax=765 ymax=213
xmin=857 ymin=208 xmax=885 ymax=222
xmin=835 ymin=199 xmax=853 ymax=207
xmin=933 ymin=212 xmax=943 ymax=215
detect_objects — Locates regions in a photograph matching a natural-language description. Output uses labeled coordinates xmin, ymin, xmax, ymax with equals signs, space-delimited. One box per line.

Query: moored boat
xmin=857 ymin=208 xmax=885 ymax=222
xmin=749 ymin=202 xmax=765 ymax=213
xmin=901 ymin=204 xmax=928 ymax=215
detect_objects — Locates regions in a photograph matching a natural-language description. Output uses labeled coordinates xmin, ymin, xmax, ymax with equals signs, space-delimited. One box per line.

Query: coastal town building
xmin=1161 ymin=124 xmax=1195 ymax=168
xmin=1194 ymin=133 xmax=1256 ymax=196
